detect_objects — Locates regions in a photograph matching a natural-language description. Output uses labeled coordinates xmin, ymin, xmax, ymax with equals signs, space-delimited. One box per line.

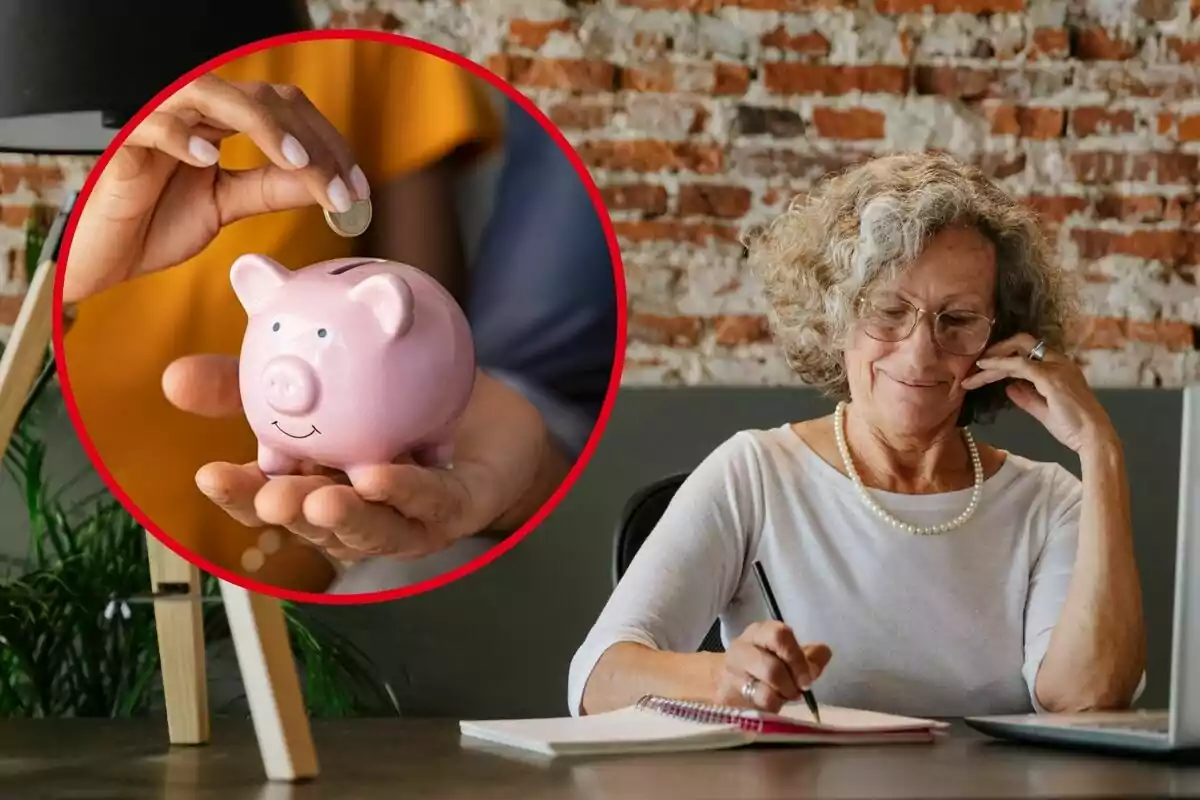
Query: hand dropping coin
xmin=324 ymin=198 xmax=372 ymax=237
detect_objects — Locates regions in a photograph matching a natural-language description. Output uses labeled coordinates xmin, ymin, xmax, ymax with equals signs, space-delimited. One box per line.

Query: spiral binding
xmin=635 ymin=695 xmax=766 ymax=733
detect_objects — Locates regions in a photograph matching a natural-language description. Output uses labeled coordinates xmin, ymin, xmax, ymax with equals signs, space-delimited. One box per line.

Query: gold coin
xmin=324 ymin=198 xmax=372 ymax=237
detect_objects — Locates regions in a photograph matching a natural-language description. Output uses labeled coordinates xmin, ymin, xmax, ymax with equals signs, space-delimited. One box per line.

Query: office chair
xmin=611 ymin=472 xmax=726 ymax=654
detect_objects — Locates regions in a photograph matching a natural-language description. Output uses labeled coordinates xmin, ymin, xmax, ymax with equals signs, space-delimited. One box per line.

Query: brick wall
xmin=5 ymin=0 xmax=1200 ymax=389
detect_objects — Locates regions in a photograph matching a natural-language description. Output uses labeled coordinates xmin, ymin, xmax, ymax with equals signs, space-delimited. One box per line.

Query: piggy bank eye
xmin=317 ymin=328 xmax=328 ymax=338
xmin=272 ymin=321 xmax=281 ymax=332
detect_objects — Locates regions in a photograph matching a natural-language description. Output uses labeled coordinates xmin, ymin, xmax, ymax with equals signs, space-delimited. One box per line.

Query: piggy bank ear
xmin=348 ymin=274 xmax=414 ymax=338
xmin=230 ymin=254 xmax=290 ymax=315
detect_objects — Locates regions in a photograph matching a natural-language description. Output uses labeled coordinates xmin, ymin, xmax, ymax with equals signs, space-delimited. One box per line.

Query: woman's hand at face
xmin=716 ymin=621 xmax=832 ymax=713
xmin=962 ymin=333 xmax=1119 ymax=454
xmin=63 ymin=73 xmax=370 ymax=304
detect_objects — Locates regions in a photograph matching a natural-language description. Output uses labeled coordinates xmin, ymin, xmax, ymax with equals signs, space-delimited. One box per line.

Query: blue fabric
xmin=466 ymin=99 xmax=619 ymax=459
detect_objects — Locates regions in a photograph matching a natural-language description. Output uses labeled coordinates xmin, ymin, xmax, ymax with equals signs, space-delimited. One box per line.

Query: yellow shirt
xmin=62 ymin=38 xmax=503 ymax=592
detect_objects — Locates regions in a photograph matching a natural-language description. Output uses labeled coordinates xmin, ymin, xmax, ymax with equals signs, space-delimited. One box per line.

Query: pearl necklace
xmin=833 ymin=401 xmax=983 ymax=535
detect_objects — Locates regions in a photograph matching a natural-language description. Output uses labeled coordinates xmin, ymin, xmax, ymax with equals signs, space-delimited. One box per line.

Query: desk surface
xmin=0 ymin=717 xmax=1198 ymax=799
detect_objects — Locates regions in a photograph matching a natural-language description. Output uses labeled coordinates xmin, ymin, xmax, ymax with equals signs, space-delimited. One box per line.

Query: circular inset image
xmin=55 ymin=28 xmax=625 ymax=603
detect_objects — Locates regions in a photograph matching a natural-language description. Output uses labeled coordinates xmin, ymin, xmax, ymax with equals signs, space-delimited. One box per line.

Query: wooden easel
xmin=0 ymin=200 xmax=319 ymax=782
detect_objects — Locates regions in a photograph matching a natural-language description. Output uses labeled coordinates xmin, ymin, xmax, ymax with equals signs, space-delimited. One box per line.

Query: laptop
xmin=964 ymin=384 xmax=1200 ymax=755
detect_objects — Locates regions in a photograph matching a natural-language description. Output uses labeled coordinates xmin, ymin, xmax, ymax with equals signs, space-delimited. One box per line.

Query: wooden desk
xmin=0 ymin=718 xmax=1197 ymax=799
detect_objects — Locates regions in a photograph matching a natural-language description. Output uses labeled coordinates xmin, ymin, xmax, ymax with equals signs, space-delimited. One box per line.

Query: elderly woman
xmin=568 ymin=151 xmax=1146 ymax=720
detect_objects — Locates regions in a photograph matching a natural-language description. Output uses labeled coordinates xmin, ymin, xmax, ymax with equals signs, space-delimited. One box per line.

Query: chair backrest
xmin=611 ymin=471 xmax=725 ymax=653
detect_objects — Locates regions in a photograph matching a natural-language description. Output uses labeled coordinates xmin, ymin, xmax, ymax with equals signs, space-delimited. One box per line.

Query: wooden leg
xmin=219 ymin=580 xmax=319 ymax=782
xmin=145 ymin=531 xmax=210 ymax=745
xmin=0 ymin=254 xmax=56 ymax=459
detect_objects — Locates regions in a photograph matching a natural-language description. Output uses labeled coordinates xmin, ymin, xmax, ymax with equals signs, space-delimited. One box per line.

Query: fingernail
xmin=328 ymin=176 xmax=352 ymax=213
xmin=281 ymin=134 xmax=309 ymax=168
xmin=349 ymin=164 xmax=370 ymax=199
xmin=188 ymin=136 xmax=220 ymax=166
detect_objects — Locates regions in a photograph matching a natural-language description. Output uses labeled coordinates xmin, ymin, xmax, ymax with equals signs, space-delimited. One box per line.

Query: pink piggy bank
xmin=230 ymin=254 xmax=476 ymax=476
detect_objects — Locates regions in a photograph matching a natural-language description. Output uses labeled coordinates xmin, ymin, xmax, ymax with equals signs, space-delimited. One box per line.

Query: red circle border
xmin=51 ymin=28 xmax=628 ymax=606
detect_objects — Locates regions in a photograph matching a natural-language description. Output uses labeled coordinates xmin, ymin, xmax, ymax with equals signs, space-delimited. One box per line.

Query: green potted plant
xmin=0 ymin=205 xmax=399 ymax=720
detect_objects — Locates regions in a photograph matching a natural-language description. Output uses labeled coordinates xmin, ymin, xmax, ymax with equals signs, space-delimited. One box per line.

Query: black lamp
xmin=0 ymin=0 xmax=313 ymax=436
xmin=0 ymin=0 xmax=312 ymax=154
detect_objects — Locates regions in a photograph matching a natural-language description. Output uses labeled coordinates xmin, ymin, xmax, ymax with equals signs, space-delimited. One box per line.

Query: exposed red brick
xmin=761 ymin=26 xmax=831 ymax=55
xmin=1166 ymin=196 xmax=1193 ymax=223
xmin=678 ymin=184 xmax=753 ymax=218
xmin=734 ymin=106 xmax=806 ymax=137
xmin=576 ymin=140 xmax=724 ymax=174
xmin=620 ymin=63 xmax=674 ymax=92
xmin=1158 ymin=113 xmax=1175 ymax=135
xmin=714 ymin=63 xmax=752 ymax=95
xmin=1081 ymin=318 xmax=1198 ymax=350
xmin=548 ymin=100 xmax=613 ymax=130
xmin=763 ymin=64 xmax=909 ymax=95
xmin=978 ymin=151 xmax=1028 ymax=179
xmin=983 ymin=103 xmax=1019 ymax=135
xmin=1030 ymin=28 xmax=1070 ymax=59
xmin=1072 ymin=152 xmax=1199 ymax=184
xmin=602 ymin=184 xmax=669 ymax=215
xmin=730 ymin=147 xmax=873 ymax=179
xmin=1166 ymin=37 xmax=1200 ymax=62
xmin=492 ymin=56 xmax=616 ymax=92
xmin=811 ymin=107 xmax=886 ymax=140
xmin=508 ymin=19 xmax=573 ymax=50
xmin=0 ymin=204 xmax=29 ymax=229
xmin=328 ymin=8 xmax=402 ymax=30
xmin=1020 ymin=107 xmax=1065 ymax=139
xmin=1095 ymin=195 xmax=1164 ymax=222
xmin=1134 ymin=153 xmax=1200 ymax=183
xmin=614 ymin=220 xmax=742 ymax=245
xmin=0 ymin=163 xmax=64 ymax=194
xmin=1127 ymin=320 xmax=1196 ymax=350
xmin=1071 ymin=229 xmax=1196 ymax=263
xmin=875 ymin=0 xmax=1022 ymax=10
xmin=1178 ymin=115 xmax=1200 ymax=141
xmin=1080 ymin=317 xmax=1127 ymax=349
xmin=1137 ymin=0 xmax=1176 ymax=18
xmin=715 ymin=316 xmax=771 ymax=345
xmin=1023 ymin=195 xmax=1089 ymax=223
xmin=0 ymin=293 xmax=24 ymax=326
xmin=1071 ymin=107 xmax=1136 ymax=136
xmin=630 ymin=313 xmax=704 ymax=347
xmin=1075 ymin=27 xmax=1138 ymax=60
xmin=981 ymin=104 xmax=1064 ymax=139
xmin=616 ymin=0 xmax=718 ymax=9
xmin=631 ymin=30 xmax=671 ymax=59
xmin=726 ymin=0 xmax=859 ymax=8
xmin=623 ymin=0 xmax=859 ymax=7
xmin=915 ymin=67 xmax=995 ymax=99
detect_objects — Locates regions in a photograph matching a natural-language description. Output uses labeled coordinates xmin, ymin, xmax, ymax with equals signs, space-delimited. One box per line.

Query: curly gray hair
xmin=745 ymin=150 xmax=1082 ymax=426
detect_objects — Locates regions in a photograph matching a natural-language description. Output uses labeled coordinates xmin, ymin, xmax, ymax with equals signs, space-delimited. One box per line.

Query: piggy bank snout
xmin=261 ymin=356 xmax=319 ymax=415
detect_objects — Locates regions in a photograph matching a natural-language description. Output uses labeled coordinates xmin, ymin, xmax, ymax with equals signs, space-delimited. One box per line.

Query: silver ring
xmin=740 ymin=678 xmax=758 ymax=701
xmin=1028 ymin=339 xmax=1046 ymax=362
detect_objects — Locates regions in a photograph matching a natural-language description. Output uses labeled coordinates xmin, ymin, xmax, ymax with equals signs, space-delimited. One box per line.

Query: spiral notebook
xmin=459 ymin=696 xmax=948 ymax=757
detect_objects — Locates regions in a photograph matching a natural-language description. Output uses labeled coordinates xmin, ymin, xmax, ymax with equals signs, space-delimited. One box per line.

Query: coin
xmin=324 ymin=197 xmax=372 ymax=237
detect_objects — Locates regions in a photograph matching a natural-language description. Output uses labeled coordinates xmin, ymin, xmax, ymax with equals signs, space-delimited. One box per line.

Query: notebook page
xmin=459 ymin=706 xmax=751 ymax=756
xmin=763 ymin=702 xmax=949 ymax=732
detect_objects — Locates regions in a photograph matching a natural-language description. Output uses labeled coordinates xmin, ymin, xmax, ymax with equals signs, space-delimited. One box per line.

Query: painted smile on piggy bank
xmin=230 ymin=253 xmax=476 ymax=477
xmin=272 ymin=422 xmax=319 ymax=439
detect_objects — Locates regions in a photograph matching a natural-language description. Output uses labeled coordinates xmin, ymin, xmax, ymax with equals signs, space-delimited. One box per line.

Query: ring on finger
xmin=740 ymin=678 xmax=758 ymax=702
xmin=1027 ymin=339 xmax=1047 ymax=362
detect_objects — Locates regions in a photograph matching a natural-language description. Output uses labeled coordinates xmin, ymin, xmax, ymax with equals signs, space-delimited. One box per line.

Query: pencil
xmin=752 ymin=560 xmax=822 ymax=724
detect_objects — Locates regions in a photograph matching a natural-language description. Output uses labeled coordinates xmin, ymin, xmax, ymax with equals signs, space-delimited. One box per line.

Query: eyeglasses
xmin=855 ymin=294 xmax=995 ymax=356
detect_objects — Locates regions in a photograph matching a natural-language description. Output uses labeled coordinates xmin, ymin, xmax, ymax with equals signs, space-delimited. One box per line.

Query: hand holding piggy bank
xmin=230 ymin=254 xmax=476 ymax=476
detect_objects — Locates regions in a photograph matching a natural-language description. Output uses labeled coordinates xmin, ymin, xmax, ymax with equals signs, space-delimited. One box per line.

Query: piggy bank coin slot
xmin=328 ymin=258 xmax=379 ymax=275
